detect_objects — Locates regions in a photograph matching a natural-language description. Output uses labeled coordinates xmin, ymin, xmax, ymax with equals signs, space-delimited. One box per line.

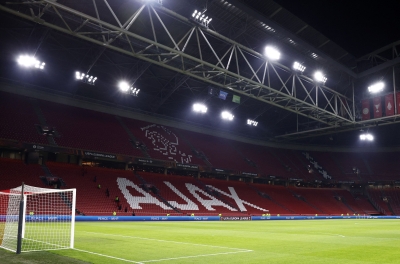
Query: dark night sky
xmin=248 ymin=0 xmax=400 ymax=58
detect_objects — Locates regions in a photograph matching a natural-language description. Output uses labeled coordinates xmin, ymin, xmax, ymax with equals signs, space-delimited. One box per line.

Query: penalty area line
xmin=141 ymin=249 xmax=253 ymax=263
xmin=73 ymin=248 xmax=144 ymax=264
xmin=73 ymin=248 xmax=252 ymax=263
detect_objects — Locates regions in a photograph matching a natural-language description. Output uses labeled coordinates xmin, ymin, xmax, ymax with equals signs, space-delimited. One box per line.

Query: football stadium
xmin=0 ymin=0 xmax=400 ymax=263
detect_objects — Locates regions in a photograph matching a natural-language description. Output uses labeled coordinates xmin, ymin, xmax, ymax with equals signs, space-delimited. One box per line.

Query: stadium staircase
xmin=30 ymin=98 xmax=58 ymax=146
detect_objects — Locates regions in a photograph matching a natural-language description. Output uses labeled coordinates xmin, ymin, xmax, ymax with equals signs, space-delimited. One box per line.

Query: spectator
xmin=97 ymin=184 xmax=101 ymax=189
xmin=115 ymin=196 xmax=120 ymax=206
xmin=105 ymin=188 xmax=109 ymax=197
xmin=93 ymin=176 xmax=97 ymax=182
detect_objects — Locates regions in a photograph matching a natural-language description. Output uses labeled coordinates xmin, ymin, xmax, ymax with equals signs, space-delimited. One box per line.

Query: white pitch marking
xmin=74 ymin=248 xmax=144 ymax=264
xmin=141 ymin=250 xmax=253 ymax=263
xmin=83 ymin=231 xmax=253 ymax=252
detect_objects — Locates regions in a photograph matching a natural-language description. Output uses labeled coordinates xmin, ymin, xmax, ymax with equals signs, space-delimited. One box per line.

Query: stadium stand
xmin=177 ymin=130 xmax=255 ymax=172
xmin=0 ymin=158 xmax=44 ymax=190
xmin=121 ymin=118 xmax=205 ymax=165
xmin=0 ymin=92 xmax=48 ymax=145
xmin=38 ymin=100 xmax=143 ymax=157
xmin=0 ymin=92 xmax=399 ymax=217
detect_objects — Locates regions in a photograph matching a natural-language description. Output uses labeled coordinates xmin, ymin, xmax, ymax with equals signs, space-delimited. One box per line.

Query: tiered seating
xmin=178 ymin=130 xmax=254 ymax=172
xmin=367 ymin=188 xmax=392 ymax=215
xmin=382 ymin=188 xmax=400 ymax=215
xmin=39 ymin=100 xmax=142 ymax=156
xmin=309 ymin=151 xmax=348 ymax=181
xmin=199 ymin=178 xmax=281 ymax=215
xmin=46 ymin=162 xmax=125 ymax=215
xmin=0 ymin=92 xmax=47 ymax=144
xmin=292 ymin=188 xmax=350 ymax=215
xmin=122 ymin=118 xmax=205 ymax=165
xmin=252 ymin=184 xmax=319 ymax=215
xmin=139 ymin=172 xmax=242 ymax=216
xmin=335 ymin=190 xmax=379 ymax=215
xmin=272 ymin=149 xmax=313 ymax=180
xmin=330 ymin=152 xmax=373 ymax=182
xmin=0 ymin=158 xmax=44 ymax=190
xmin=233 ymin=142 xmax=290 ymax=177
xmin=365 ymin=153 xmax=400 ymax=181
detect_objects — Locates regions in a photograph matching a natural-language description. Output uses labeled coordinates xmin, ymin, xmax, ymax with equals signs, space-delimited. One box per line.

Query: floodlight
xmin=360 ymin=133 xmax=374 ymax=141
xmin=368 ymin=82 xmax=384 ymax=93
xmin=191 ymin=10 xmax=212 ymax=27
xmin=17 ymin=55 xmax=45 ymax=69
xmin=193 ymin=103 xmax=207 ymax=113
xmin=265 ymin=46 xmax=280 ymax=60
xmin=247 ymin=119 xmax=258 ymax=127
xmin=293 ymin=62 xmax=306 ymax=72
xmin=314 ymin=71 xmax=327 ymax=83
xmin=221 ymin=111 xmax=234 ymax=120
xmin=119 ymin=81 xmax=130 ymax=92
xmin=75 ymin=71 xmax=97 ymax=84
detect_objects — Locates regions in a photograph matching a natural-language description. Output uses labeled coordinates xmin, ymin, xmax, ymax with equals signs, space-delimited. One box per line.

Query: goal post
xmin=0 ymin=184 xmax=76 ymax=253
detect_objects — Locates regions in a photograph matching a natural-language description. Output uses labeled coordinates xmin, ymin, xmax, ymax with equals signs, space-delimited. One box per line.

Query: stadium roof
xmin=0 ymin=0 xmax=399 ymax=148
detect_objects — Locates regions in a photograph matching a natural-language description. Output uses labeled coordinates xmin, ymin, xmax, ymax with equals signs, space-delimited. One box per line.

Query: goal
xmin=0 ymin=184 xmax=76 ymax=253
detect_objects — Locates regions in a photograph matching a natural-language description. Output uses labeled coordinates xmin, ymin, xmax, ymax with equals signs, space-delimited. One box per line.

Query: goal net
xmin=0 ymin=184 xmax=76 ymax=253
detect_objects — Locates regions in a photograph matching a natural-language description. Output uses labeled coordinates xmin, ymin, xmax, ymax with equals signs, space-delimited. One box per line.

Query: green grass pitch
xmin=1 ymin=219 xmax=400 ymax=263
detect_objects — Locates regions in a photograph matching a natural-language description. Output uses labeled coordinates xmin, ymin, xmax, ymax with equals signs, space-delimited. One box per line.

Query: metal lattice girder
xmin=0 ymin=0 xmax=355 ymax=126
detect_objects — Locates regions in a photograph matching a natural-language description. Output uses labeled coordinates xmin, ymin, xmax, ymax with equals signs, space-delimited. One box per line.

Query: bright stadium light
xmin=360 ymin=133 xmax=374 ymax=141
xmin=119 ymin=81 xmax=130 ymax=92
xmin=314 ymin=71 xmax=327 ymax=83
xmin=75 ymin=71 xmax=97 ymax=85
xmin=293 ymin=62 xmax=306 ymax=72
xmin=265 ymin=46 xmax=280 ymax=60
xmin=191 ymin=10 xmax=212 ymax=27
xmin=193 ymin=103 xmax=207 ymax=113
xmin=221 ymin=111 xmax=234 ymax=121
xmin=247 ymin=119 xmax=258 ymax=127
xmin=119 ymin=81 xmax=140 ymax=96
xmin=17 ymin=55 xmax=45 ymax=69
xmin=368 ymin=82 xmax=384 ymax=93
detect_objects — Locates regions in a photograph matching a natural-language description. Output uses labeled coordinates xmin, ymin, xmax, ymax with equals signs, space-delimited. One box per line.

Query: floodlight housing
xmin=247 ymin=119 xmax=258 ymax=127
xmin=368 ymin=82 xmax=384 ymax=93
xmin=360 ymin=133 xmax=374 ymax=141
xmin=314 ymin=71 xmax=327 ymax=83
xmin=193 ymin=103 xmax=207 ymax=113
xmin=17 ymin=55 xmax=45 ymax=69
xmin=221 ymin=111 xmax=234 ymax=121
xmin=293 ymin=62 xmax=306 ymax=72
xmin=75 ymin=71 xmax=97 ymax=84
xmin=265 ymin=46 xmax=280 ymax=60
xmin=119 ymin=81 xmax=130 ymax=92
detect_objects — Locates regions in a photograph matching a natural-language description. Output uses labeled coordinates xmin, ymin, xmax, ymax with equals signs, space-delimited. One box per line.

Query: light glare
xmin=265 ymin=46 xmax=280 ymax=60
xmin=293 ymin=62 xmax=306 ymax=72
xmin=193 ymin=103 xmax=207 ymax=113
xmin=221 ymin=111 xmax=234 ymax=120
xmin=119 ymin=81 xmax=130 ymax=92
xmin=247 ymin=119 xmax=258 ymax=126
xmin=360 ymin=133 xmax=374 ymax=141
xmin=314 ymin=71 xmax=327 ymax=83
xmin=368 ymin=82 xmax=384 ymax=93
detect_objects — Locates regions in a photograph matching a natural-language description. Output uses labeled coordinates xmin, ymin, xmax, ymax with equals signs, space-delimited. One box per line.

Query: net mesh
xmin=0 ymin=185 xmax=75 ymax=252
